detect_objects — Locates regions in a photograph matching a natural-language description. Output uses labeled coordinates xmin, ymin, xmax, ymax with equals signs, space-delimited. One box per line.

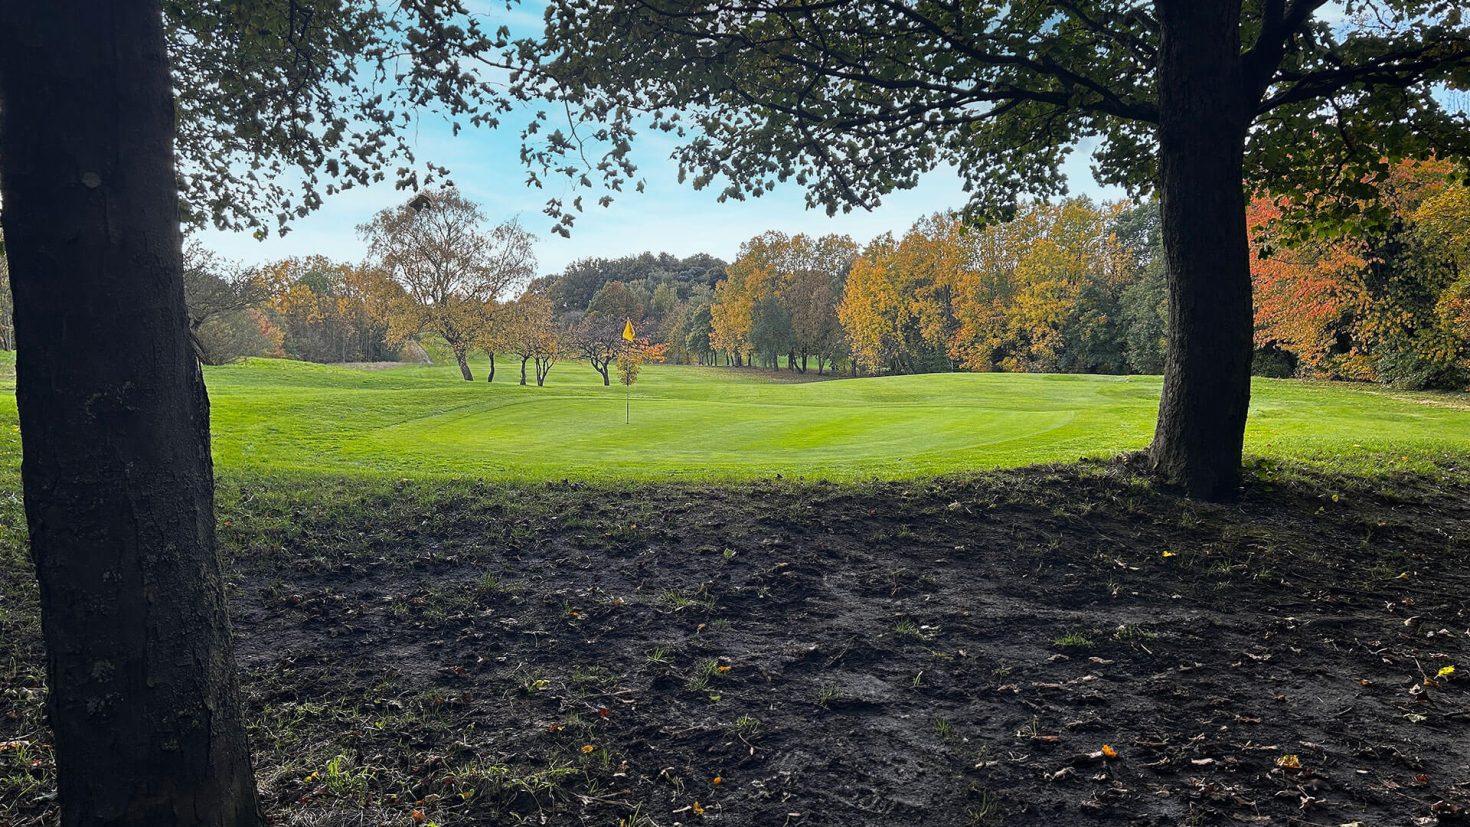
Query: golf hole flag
xmin=623 ymin=319 xmax=635 ymax=342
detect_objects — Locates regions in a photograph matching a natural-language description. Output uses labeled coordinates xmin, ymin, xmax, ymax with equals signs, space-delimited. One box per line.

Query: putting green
xmin=1 ymin=353 xmax=1465 ymax=480
xmin=203 ymin=357 xmax=1470 ymax=480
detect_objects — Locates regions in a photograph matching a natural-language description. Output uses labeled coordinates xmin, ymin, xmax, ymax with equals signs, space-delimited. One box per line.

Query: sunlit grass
xmin=0 ymin=350 xmax=1465 ymax=482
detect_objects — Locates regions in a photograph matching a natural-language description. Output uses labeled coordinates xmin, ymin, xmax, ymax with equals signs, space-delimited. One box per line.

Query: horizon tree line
xmin=138 ymin=161 xmax=1470 ymax=395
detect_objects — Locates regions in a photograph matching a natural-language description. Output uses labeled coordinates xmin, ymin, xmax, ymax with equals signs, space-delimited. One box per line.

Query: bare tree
xmin=360 ymin=189 xmax=536 ymax=380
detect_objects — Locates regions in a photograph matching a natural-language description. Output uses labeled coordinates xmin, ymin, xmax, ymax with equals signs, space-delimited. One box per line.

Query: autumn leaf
xmin=1277 ymin=754 xmax=1301 ymax=770
xmin=581 ymin=744 xmax=596 ymax=753
xmin=1101 ymin=744 xmax=1118 ymax=759
xmin=692 ymin=801 xmax=706 ymax=816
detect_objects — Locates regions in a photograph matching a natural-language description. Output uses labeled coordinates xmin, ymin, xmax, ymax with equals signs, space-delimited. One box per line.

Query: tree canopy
xmin=529 ymin=1 xmax=1470 ymax=223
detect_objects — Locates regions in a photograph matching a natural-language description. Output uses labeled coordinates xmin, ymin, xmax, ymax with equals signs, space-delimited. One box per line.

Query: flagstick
xmin=622 ymin=318 xmax=635 ymax=424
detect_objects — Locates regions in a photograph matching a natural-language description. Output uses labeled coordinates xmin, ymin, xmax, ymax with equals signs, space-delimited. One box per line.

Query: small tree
xmin=617 ymin=339 xmax=668 ymax=421
xmin=534 ymin=329 xmax=561 ymax=386
xmin=572 ymin=314 xmax=624 ymax=384
xmin=504 ymin=293 xmax=558 ymax=386
xmin=360 ymin=189 xmax=535 ymax=381
xmin=476 ymin=301 xmax=510 ymax=383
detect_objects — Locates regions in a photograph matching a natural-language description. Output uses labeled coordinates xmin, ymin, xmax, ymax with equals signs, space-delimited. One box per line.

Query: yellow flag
xmin=622 ymin=319 xmax=635 ymax=341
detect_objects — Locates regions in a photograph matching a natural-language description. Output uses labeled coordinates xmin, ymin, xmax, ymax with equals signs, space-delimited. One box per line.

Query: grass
xmin=1 ymin=351 xmax=1466 ymax=481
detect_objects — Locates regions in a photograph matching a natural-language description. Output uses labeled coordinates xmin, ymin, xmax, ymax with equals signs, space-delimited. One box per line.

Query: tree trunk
xmin=487 ymin=351 xmax=496 ymax=382
xmin=451 ymin=344 xmax=473 ymax=381
xmin=520 ymin=356 xmax=529 ymax=385
xmin=0 ymin=2 xmax=262 ymax=824
xmin=599 ymin=360 xmax=611 ymax=385
xmin=1150 ymin=0 xmax=1254 ymax=501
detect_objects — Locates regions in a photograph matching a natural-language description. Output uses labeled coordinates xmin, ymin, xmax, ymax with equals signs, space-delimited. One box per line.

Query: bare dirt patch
xmin=3 ymin=460 xmax=1469 ymax=826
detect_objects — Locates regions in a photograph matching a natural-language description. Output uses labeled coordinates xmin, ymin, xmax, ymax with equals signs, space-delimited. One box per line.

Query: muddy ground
xmin=3 ymin=459 xmax=1470 ymax=826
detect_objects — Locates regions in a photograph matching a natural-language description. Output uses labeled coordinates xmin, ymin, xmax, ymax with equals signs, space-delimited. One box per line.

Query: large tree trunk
xmin=1150 ymin=0 xmax=1255 ymax=501
xmin=520 ymin=356 xmax=529 ymax=385
xmin=0 ymin=2 xmax=262 ymax=824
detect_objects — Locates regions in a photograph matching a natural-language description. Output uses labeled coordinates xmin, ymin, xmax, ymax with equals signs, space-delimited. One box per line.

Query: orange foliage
xmin=1248 ymin=198 xmax=1368 ymax=376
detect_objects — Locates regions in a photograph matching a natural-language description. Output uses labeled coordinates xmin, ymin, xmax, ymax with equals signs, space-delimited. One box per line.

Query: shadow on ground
xmin=3 ymin=459 xmax=1469 ymax=825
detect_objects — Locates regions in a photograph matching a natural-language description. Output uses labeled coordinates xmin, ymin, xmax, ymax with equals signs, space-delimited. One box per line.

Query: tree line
xmin=695 ymin=201 xmax=1167 ymax=377
xmin=176 ymin=188 xmax=722 ymax=388
xmin=684 ymin=165 xmax=1470 ymax=392
xmin=1251 ymin=159 xmax=1470 ymax=390
xmin=157 ymin=163 xmax=1470 ymax=396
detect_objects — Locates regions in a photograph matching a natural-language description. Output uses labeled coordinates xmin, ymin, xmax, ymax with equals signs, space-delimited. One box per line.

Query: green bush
xmin=1252 ymin=346 xmax=1297 ymax=378
xmin=1374 ymin=334 xmax=1469 ymax=391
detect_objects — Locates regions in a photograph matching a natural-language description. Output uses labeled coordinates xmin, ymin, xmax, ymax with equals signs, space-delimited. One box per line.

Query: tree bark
xmin=520 ymin=356 xmax=529 ymax=385
xmin=487 ymin=351 xmax=496 ymax=382
xmin=1150 ymin=0 xmax=1254 ymax=500
xmin=451 ymin=344 xmax=473 ymax=381
xmin=0 ymin=2 xmax=262 ymax=824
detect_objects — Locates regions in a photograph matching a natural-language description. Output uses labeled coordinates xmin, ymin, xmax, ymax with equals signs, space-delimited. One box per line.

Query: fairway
xmin=4 ymin=354 xmax=1453 ymax=480
xmin=2 ymin=354 xmax=1463 ymax=480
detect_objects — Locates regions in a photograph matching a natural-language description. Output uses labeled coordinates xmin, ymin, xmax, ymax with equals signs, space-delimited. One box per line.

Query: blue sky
xmin=196 ymin=116 xmax=1123 ymax=277
xmin=194 ymin=1 xmax=1132 ymax=278
xmin=194 ymin=92 xmax=1123 ymax=278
